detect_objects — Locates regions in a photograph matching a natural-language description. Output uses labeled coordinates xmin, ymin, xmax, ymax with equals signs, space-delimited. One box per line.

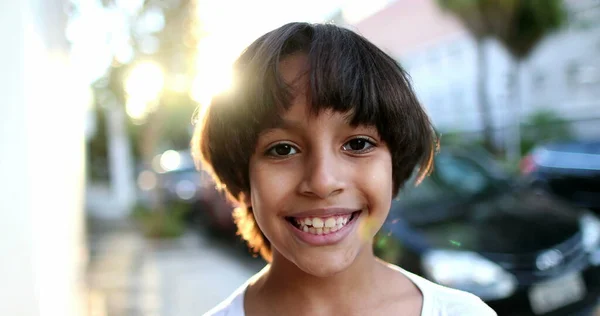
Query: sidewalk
xmin=86 ymin=218 xmax=263 ymax=316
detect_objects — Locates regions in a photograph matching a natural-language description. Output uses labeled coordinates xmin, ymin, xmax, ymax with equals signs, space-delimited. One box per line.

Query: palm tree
xmin=437 ymin=0 xmax=497 ymax=154
xmin=437 ymin=0 xmax=566 ymax=161
xmin=485 ymin=0 xmax=566 ymax=161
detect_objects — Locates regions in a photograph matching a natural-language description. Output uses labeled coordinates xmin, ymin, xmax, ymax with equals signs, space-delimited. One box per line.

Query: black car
xmin=375 ymin=148 xmax=600 ymax=315
xmin=521 ymin=140 xmax=600 ymax=212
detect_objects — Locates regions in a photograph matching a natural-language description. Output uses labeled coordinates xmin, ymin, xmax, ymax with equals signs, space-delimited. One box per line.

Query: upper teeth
xmin=294 ymin=215 xmax=351 ymax=235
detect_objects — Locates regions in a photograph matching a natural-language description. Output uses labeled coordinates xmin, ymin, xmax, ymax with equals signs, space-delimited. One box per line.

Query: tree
xmin=437 ymin=0 xmax=498 ymax=154
xmin=436 ymin=0 xmax=566 ymax=159
xmin=94 ymin=0 xmax=200 ymax=218
xmin=486 ymin=1 xmax=566 ymax=162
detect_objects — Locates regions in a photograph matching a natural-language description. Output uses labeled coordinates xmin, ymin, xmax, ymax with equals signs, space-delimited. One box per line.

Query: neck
xmin=258 ymin=245 xmax=384 ymax=307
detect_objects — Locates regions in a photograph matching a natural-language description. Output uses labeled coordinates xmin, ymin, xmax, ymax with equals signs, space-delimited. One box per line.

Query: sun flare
xmin=190 ymin=35 xmax=246 ymax=106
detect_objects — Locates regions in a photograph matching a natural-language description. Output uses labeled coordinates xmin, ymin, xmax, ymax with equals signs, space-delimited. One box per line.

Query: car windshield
xmin=397 ymin=152 xmax=501 ymax=206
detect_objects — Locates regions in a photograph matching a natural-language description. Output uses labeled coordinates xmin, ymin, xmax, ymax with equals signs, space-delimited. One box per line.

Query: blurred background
xmin=1 ymin=0 xmax=599 ymax=315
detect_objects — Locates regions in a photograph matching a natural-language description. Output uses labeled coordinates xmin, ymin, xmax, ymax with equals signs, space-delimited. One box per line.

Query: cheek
xmin=365 ymin=153 xmax=393 ymax=200
xmin=248 ymin=161 xmax=298 ymax=215
xmin=357 ymin=152 xmax=393 ymax=215
xmin=354 ymin=153 xmax=393 ymax=239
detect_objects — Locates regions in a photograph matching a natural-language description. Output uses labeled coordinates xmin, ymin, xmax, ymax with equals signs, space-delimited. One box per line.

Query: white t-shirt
xmin=204 ymin=267 xmax=497 ymax=316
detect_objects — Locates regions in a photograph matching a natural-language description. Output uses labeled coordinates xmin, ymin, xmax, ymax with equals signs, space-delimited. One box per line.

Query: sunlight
xmin=190 ymin=35 xmax=237 ymax=106
xmin=124 ymin=61 xmax=164 ymax=103
xmin=123 ymin=61 xmax=164 ymax=120
xmin=160 ymin=150 xmax=182 ymax=172
xmin=125 ymin=96 xmax=149 ymax=121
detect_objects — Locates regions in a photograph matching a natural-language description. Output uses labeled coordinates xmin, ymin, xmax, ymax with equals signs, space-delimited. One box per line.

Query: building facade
xmin=351 ymin=0 xmax=600 ymax=142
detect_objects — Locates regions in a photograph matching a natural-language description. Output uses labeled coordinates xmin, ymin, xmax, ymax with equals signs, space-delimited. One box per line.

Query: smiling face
xmin=248 ymin=54 xmax=393 ymax=277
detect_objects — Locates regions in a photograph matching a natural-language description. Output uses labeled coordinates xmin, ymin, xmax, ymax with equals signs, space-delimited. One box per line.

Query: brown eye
xmin=342 ymin=138 xmax=375 ymax=153
xmin=267 ymin=143 xmax=298 ymax=157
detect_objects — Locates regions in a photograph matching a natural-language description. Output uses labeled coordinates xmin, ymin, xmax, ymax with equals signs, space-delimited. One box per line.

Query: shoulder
xmin=397 ymin=268 xmax=497 ymax=316
xmin=426 ymin=284 xmax=497 ymax=316
xmin=203 ymin=282 xmax=247 ymax=316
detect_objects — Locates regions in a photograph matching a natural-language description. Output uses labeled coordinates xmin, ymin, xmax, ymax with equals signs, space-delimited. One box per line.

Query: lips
xmin=284 ymin=209 xmax=362 ymax=246
xmin=286 ymin=212 xmax=360 ymax=235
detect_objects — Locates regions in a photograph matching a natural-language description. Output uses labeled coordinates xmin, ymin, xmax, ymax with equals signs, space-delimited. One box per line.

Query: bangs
xmin=307 ymin=27 xmax=415 ymax=129
xmin=230 ymin=23 xmax=418 ymax=132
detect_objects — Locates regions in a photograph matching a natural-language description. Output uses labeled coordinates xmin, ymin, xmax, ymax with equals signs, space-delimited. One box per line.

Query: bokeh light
xmin=137 ymin=170 xmax=157 ymax=191
xmin=159 ymin=150 xmax=182 ymax=172
xmin=124 ymin=61 xmax=164 ymax=102
xmin=126 ymin=96 xmax=150 ymax=121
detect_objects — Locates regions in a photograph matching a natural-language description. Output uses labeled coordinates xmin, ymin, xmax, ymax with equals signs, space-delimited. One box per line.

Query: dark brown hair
xmin=191 ymin=22 xmax=437 ymax=261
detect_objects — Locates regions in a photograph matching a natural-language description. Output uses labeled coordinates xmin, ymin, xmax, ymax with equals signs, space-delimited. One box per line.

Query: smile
xmin=284 ymin=210 xmax=362 ymax=246
xmin=287 ymin=212 xmax=360 ymax=235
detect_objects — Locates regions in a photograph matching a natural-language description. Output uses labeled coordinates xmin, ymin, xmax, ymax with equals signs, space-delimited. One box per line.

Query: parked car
xmin=521 ymin=140 xmax=600 ymax=212
xmin=375 ymin=147 xmax=600 ymax=315
xmin=137 ymin=150 xmax=236 ymax=234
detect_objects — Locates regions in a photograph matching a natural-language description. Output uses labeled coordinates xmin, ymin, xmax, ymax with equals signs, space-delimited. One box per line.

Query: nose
xmin=298 ymin=149 xmax=346 ymax=199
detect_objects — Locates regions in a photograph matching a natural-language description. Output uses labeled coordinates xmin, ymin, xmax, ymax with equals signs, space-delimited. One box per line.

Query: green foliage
xmin=131 ymin=202 xmax=190 ymax=239
xmin=95 ymin=0 xmax=199 ymax=156
xmin=437 ymin=0 xmax=493 ymax=38
xmin=520 ymin=109 xmax=573 ymax=154
xmin=497 ymin=0 xmax=566 ymax=59
xmin=438 ymin=130 xmax=486 ymax=150
xmin=437 ymin=0 xmax=567 ymax=59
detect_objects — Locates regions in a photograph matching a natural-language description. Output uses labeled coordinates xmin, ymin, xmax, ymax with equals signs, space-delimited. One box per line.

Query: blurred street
xmin=2 ymin=0 xmax=599 ymax=315
xmin=86 ymin=219 xmax=264 ymax=316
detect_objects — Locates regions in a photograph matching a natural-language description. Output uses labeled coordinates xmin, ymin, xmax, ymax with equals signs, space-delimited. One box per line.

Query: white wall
xmin=403 ymin=21 xmax=600 ymax=140
xmin=0 ymin=0 xmax=87 ymax=315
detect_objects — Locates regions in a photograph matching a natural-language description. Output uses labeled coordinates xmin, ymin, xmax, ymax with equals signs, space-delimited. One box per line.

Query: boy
xmin=193 ymin=22 xmax=496 ymax=316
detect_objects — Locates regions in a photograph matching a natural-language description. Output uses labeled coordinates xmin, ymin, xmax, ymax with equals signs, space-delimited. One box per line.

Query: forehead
xmin=275 ymin=53 xmax=353 ymax=127
xmin=279 ymin=53 xmax=310 ymax=97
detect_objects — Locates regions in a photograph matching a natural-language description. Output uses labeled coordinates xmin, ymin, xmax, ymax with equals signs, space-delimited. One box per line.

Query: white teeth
xmin=324 ymin=217 xmax=336 ymax=228
xmin=294 ymin=213 xmax=357 ymax=235
xmin=312 ymin=218 xmax=324 ymax=228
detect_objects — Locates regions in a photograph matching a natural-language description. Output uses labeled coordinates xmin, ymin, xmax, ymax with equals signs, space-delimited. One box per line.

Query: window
xmin=566 ymin=61 xmax=599 ymax=85
xmin=531 ymin=69 xmax=546 ymax=92
xmin=566 ymin=61 xmax=580 ymax=86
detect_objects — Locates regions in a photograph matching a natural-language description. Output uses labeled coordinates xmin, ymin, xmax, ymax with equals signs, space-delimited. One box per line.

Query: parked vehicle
xmin=137 ymin=150 xmax=236 ymax=234
xmin=521 ymin=140 xmax=600 ymax=212
xmin=375 ymin=147 xmax=600 ymax=315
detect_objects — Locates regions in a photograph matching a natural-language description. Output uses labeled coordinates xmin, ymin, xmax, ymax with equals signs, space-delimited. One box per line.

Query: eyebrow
xmin=259 ymin=110 xmax=372 ymax=137
xmin=260 ymin=116 xmax=304 ymax=136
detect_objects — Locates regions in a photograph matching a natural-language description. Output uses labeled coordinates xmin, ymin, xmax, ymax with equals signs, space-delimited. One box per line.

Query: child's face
xmin=248 ymin=54 xmax=393 ymax=277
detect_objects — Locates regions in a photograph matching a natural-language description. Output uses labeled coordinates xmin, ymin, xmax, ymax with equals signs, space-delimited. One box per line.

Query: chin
xmin=291 ymin=247 xmax=361 ymax=278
